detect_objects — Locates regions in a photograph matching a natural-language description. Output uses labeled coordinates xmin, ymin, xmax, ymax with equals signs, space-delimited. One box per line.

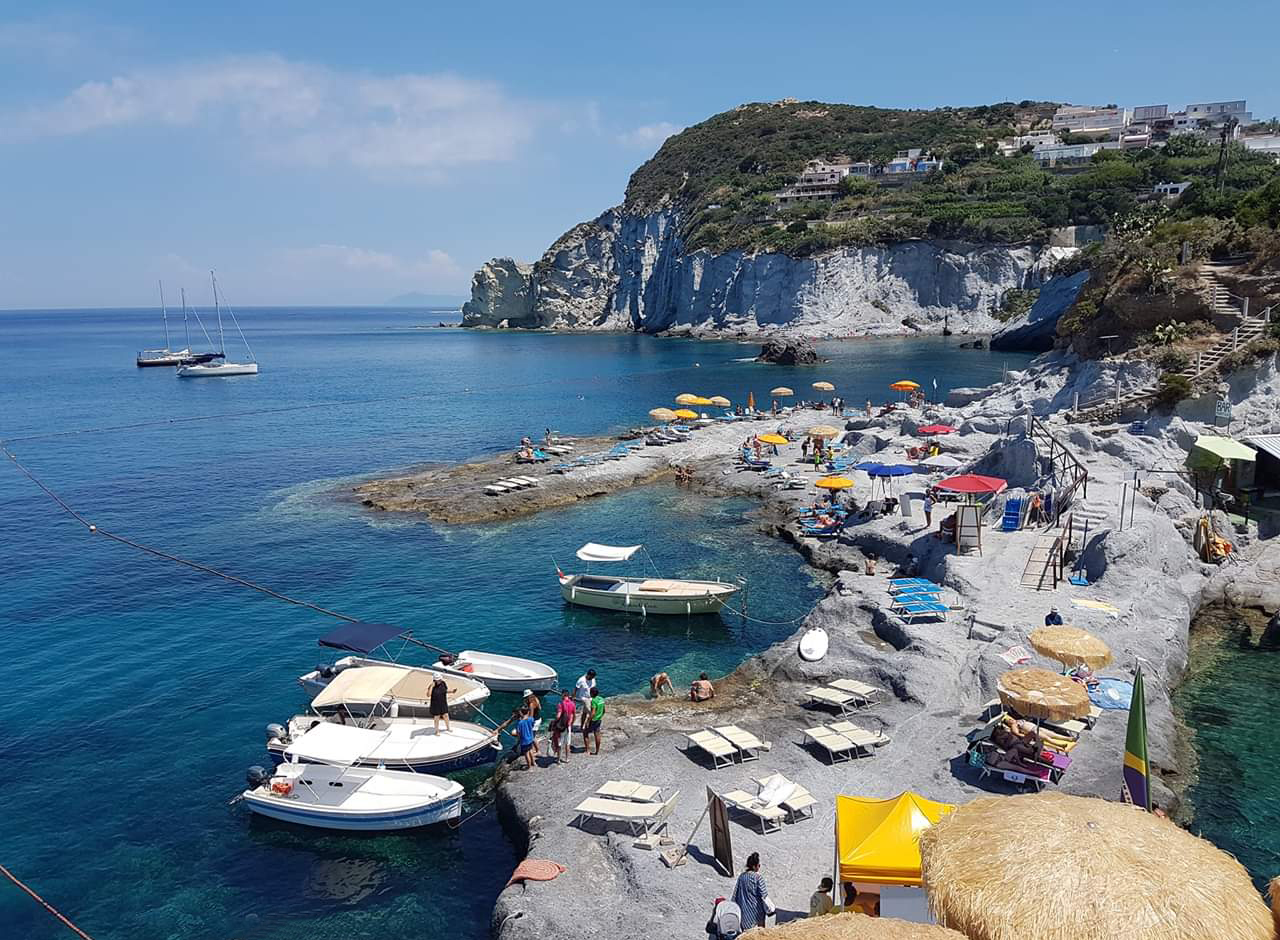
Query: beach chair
xmin=887 ymin=579 xmax=939 ymax=594
xmin=968 ymin=742 xmax=1051 ymax=791
xmin=595 ymin=780 xmax=663 ymax=803
xmin=753 ymin=772 xmax=817 ymax=823
xmin=514 ymin=476 xmax=540 ymax=487
xmin=802 ymin=725 xmax=858 ymax=763
xmin=682 ymin=730 xmax=737 ymax=769
xmin=827 ymin=679 xmax=885 ymax=706
xmin=828 ymin=721 xmax=891 ymax=750
xmin=896 ymin=600 xmax=949 ymax=623
xmin=890 ymin=592 xmax=944 ymax=612
xmin=571 ymin=791 xmax=680 ymax=836
xmin=720 ymin=789 xmax=788 ymax=834
xmin=712 ymin=725 xmax=764 ymax=762
xmin=484 ymin=483 xmax=510 ymax=496
xmin=888 ymin=577 xmax=932 ymax=587
xmin=1001 ymin=497 xmax=1023 ymax=532
xmin=805 ymin=686 xmax=858 ymax=715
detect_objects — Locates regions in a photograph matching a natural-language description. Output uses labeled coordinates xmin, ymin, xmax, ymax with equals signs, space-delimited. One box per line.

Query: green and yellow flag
xmin=1123 ymin=667 xmax=1151 ymax=811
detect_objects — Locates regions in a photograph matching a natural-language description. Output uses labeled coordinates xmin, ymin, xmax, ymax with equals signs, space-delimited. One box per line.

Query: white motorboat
xmin=176 ymin=271 xmax=258 ymax=377
xmin=267 ymin=714 xmax=501 ymax=774
xmin=305 ymin=662 xmax=490 ymax=720
xmin=299 ymin=622 xmax=491 ymax=714
xmin=558 ymin=543 xmax=739 ymax=616
xmin=241 ymin=761 xmax=463 ymax=831
xmin=430 ymin=650 xmax=558 ymax=694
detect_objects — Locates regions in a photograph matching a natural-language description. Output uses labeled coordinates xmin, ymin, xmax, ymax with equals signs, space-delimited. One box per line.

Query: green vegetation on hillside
xmin=621 ymin=100 xmax=1280 ymax=257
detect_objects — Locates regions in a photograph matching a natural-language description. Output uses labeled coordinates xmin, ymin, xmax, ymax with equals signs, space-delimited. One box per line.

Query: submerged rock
xmin=756 ymin=337 xmax=820 ymax=365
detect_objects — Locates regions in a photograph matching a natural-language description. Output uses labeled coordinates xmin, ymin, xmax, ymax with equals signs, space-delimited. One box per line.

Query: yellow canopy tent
xmin=836 ymin=792 xmax=955 ymax=887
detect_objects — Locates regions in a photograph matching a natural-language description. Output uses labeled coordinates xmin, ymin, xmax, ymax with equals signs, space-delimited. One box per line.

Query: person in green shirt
xmin=585 ymin=687 xmax=605 ymax=755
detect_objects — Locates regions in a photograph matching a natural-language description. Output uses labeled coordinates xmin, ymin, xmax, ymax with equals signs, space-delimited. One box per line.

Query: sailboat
xmin=176 ymin=272 xmax=259 ymax=377
xmin=135 ymin=281 xmax=223 ymax=367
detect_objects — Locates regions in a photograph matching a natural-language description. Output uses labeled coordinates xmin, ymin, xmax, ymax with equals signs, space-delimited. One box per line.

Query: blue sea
xmin=0 ymin=306 xmax=1040 ymax=939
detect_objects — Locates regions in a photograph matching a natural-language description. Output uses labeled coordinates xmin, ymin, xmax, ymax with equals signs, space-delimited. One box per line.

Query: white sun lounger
xmin=828 ymin=721 xmax=891 ymax=749
xmin=571 ymin=791 xmax=679 ymax=836
xmin=827 ymin=679 xmax=885 ymax=706
xmin=510 ymin=476 xmax=540 ymax=487
xmin=596 ymin=780 xmax=663 ymax=803
xmin=484 ymin=484 xmax=508 ymax=496
xmin=683 ymin=730 xmax=737 ymax=769
xmin=713 ymin=725 xmax=764 ymax=762
xmin=753 ymin=772 xmax=817 ymax=823
xmin=805 ymin=686 xmax=858 ymax=716
xmin=721 ymin=789 xmax=788 ymax=834
xmin=802 ymin=726 xmax=860 ymax=763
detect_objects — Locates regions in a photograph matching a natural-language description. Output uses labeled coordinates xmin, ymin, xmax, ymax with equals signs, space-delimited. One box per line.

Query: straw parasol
xmin=1029 ymin=626 xmax=1113 ymax=670
xmin=744 ymin=911 xmax=965 ymax=940
xmin=770 ymin=386 xmax=794 ymax=396
xmin=813 ymin=380 xmax=835 ymax=391
xmin=758 ymin=433 xmax=789 ymax=445
xmin=648 ymin=407 xmax=676 ymax=422
xmin=674 ymin=393 xmax=701 ymax=405
xmin=996 ymin=667 xmax=1090 ymax=723
xmin=709 ymin=396 xmax=731 ymax=406
xmin=808 ymin=425 xmax=842 ymax=439
xmin=815 ymin=476 xmax=854 ymax=490
xmin=919 ymin=792 xmax=1275 ymax=940
xmin=672 ymin=408 xmax=698 ymax=420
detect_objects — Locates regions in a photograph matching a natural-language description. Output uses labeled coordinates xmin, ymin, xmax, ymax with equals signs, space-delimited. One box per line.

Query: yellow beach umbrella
xmin=648 ymin=407 xmax=676 ymax=422
xmin=1028 ymin=626 xmax=1113 ymax=670
xmin=996 ymin=667 xmax=1090 ymax=723
xmin=757 ymin=433 xmax=789 ymax=445
xmin=816 ymin=476 xmax=854 ymax=490
xmin=770 ymin=386 xmax=794 ymax=396
xmin=813 ymin=380 xmax=835 ymax=391
xmin=890 ymin=380 xmax=920 ymax=391
xmin=672 ymin=408 xmax=698 ymax=420
xmin=808 ymin=424 xmax=842 ymax=439
xmin=709 ymin=396 xmax=731 ymax=407
xmin=674 ymin=393 xmax=700 ymax=405
xmin=690 ymin=396 xmax=713 ymax=406
xmin=919 ymin=792 xmax=1275 ymax=940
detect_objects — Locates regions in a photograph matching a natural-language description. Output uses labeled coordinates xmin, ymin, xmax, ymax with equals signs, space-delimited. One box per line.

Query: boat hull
xmin=244 ymin=793 xmax=462 ymax=830
xmin=137 ymin=350 xmax=222 ymax=367
xmin=269 ymin=739 xmax=499 ymax=775
xmin=431 ymin=650 xmax=558 ymax=693
xmin=269 ymin=717 xmax=502 ymax=775
xmin=560 ymin=575 xmax=738 ymax=616
xmin=242 ymin=764 xmax=463 ymax=831
xmin=177 ymin=361 xmax=258 ymax=377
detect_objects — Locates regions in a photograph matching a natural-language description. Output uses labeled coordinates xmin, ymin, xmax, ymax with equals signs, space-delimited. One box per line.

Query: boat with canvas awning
xmin=299 ymin=622 xmax=490 ymax=714
xmin=240 ymin=761 xmax=463 ymax=831
xmin=558 ymin=543 xmax=739 ymax=615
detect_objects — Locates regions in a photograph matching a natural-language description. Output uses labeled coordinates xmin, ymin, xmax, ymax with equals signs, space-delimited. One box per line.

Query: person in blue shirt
xmin=509 ymin=706 xmax=537 ymax=770
xmin=1045 ymin=607 xmax=1064 ymax=626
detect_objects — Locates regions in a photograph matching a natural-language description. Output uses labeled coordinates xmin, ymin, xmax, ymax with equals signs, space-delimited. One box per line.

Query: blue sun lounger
xmin=895 ymin=600 xmax=949 ymax=623
xmin=888 ymin=577 xmax=932 ymax=588
xmin=891 ymin=588 xmax=941 ymax=605
xmin=888 ymin=580 xmax=941 ymax=595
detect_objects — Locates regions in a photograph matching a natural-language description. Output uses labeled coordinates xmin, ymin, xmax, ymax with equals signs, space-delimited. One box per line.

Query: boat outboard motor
xmin=245 ymin=765 xmax=270 ymax=790
xmin=317 ymin=663 xmax=336 ymax=679
xmin=265 ymin=723 xmax=288 ymax=746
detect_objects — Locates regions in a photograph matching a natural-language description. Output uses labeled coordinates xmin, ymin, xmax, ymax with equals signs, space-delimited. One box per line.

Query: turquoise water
xmin=1174 ymin=608 xmax=1280 ymax=889
xmin=0 ymin=307 xmax=1030 ymax=939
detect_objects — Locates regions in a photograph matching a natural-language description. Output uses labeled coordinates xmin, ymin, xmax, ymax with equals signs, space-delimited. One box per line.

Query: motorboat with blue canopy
xmin=558 ymin=542 xmax=740 ymax=616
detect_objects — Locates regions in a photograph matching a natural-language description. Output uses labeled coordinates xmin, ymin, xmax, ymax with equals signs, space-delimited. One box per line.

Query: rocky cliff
xmin=462 ymin=208 xmax=1074 ymax=337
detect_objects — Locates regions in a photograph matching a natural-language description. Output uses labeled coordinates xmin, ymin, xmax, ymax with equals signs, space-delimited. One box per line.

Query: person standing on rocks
xmin=923 ymin=493 xmax=933 ymax=528
xmin=549 ymin=690 xmax=575 ymax=762
xmin=732 ymin=852 xmax=774 ymax=929
xmin=585 ymin=686 xmax=605 ymax=755
xmin=1045 ymin=607 xmax=1063 ymax=626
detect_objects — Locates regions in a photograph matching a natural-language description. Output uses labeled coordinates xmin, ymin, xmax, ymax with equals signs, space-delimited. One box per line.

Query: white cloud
xmin=13 ymin=55 xmax=542 ymax=179
xmin=616 ymin=121 xmax=682 ymax=149
xmin=280 ymin=243 xmax=464 ymax=286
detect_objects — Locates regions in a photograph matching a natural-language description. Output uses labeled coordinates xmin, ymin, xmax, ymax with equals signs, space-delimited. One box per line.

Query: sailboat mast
xmin=159 ymin=281 xmax=170 ymax=350
xmin=212 ymin=270 xmax=224 ymax=354
xmin=181 ymin=288 xmax=191 ymax=349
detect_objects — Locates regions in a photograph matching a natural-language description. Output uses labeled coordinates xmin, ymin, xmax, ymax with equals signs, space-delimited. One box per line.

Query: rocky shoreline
xmin=352 ymin=352 xmax=1279 ymax=939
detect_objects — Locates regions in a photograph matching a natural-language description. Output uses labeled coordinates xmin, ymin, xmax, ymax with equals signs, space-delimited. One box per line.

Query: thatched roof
xmin=996 ymin=666 xmax=1090 ymax=722
xmin=1270 ymin=876 xmax=1279 ymax=936
xmin=743 ymin=911 xmax=964 ymax=940
xmin=1028 ymin=626 xmax=1113 ymax=669
xmin=919 ymin=792 xmax=1274 ymax=940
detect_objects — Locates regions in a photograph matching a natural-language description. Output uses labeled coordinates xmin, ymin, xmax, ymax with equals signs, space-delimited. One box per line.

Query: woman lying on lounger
xmin=993 ymin=721 xmax=1043 ymax=763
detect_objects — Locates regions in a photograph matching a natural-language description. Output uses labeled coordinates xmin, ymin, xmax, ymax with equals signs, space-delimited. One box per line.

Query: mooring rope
xmin=0 ymin=863 xmax=95 ymax=940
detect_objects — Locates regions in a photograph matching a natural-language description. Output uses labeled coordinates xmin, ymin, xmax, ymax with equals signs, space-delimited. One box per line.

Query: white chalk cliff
xmin=462 ymin=208 xmax=1074 ymax=336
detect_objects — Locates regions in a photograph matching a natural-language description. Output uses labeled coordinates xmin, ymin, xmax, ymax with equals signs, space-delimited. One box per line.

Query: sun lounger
xmin=888 ymin=579 xmax=940 ymax=594
xmin=802 ymin=726 xmax=858 ymax=762
xmin=713 ymin=725 xmax=764 ymax=762
xmin=968 ymin=742 xmax=1053 ymax=791
xmin=827 ymin=721 xmax=891 ymax=749
xmin=896 ymin=600 xmax=949 ymax=623
xmin=484 ymin=484 xmax=509 ymax=496
xmin=969 ymin=714 xmax=1078 ymax=754
xmin=888 ymin=577 xmax=932 ymax=587
xmin=827 ymin=679 xmax=885 ymax=706
xmin=596 ymin=780 xmax=663 ymax=802
xmin=805 ymin=686 xmax=859 ymax=716
xmin=572 ymin=791 xmax=680 ymax=836
xmin=720 ymin=789 xmax=787 ymax=834
xmin=753 ymin=773 xmax=817 ymax=823
xmin=890 ymin=592 xmax=944 ymax=611
xmin=683 ymin=730 xmax=737 ymax=769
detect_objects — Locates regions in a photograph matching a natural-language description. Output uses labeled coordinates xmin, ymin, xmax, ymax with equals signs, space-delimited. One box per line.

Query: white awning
xmin=311 ymin=665 xmax=413 ymax=708
xmin=576 ymin=542 xmax=641 ymax=562
xmin=1244 ymin=435 xmax=1280 ymax=462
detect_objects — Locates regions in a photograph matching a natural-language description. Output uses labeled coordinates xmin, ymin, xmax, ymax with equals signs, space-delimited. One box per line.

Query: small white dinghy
xmin=431 ymin=650 xmax=557 ymax=693
xmin=558 ymin=543 xmax=739 ymax=616
xmin=241 ymin=761 xmax=463 ymax=831
xmin=798 ymin=627 xmax=829 ymax=662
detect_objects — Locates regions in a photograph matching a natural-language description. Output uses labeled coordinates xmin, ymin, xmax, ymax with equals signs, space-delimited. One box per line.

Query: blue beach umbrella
xmin=854 ymin=461 xmax=886 ymax=474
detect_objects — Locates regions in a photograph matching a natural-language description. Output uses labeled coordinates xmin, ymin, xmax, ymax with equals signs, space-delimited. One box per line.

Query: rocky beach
xmin=351 ymin=348 xmax=1280 ymax=940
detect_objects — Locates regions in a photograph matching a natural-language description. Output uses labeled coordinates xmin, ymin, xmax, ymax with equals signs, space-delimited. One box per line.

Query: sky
xmin=1 ymin=1 xmax=1278 ymax=309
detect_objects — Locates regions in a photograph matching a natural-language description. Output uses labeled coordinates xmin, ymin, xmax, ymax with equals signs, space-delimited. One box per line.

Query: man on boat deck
xmin=429 ymin=672 xmax=451 ymax=734
xmin=574 ymin=669 xmax=596 ymax=745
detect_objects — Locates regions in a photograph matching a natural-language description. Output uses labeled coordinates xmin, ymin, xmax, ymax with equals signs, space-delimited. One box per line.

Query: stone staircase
xmin=1071 ymin=264 xmax=1272 ymax=424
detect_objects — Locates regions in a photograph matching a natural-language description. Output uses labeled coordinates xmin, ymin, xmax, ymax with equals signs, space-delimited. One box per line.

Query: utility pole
xmin=1215 ymin=117 xmax=1239 ymax=193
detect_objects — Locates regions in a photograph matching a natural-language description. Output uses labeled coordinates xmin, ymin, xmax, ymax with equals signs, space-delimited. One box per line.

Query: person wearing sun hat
xmin=429 ymin=671 xmax=451 ymax=734
xmin=1045 ymin=607 xmax=1064 ymax=626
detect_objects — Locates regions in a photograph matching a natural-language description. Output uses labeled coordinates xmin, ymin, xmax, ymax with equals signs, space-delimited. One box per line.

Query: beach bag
xmin=707 ymin=900 xmax=741 ymax=939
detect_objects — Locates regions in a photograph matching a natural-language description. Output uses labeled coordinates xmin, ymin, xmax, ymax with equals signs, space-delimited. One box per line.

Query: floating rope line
xmin=0 ymin=863 xmax=96 ymax=940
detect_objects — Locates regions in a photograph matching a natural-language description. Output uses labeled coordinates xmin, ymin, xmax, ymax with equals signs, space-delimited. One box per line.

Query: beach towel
xmin=999 ymin=645 xmax=1032 ymax=667
xmin=1070 ymin=598 xmax=1121 ymax=616
xmin=1089 ymin=677 xmax=1134 ymax=710
xmin=505 ymin=859 xmax=567 ymax=888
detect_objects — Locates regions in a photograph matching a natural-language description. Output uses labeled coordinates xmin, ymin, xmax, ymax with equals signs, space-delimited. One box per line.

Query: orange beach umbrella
xmin=890 ymin=380 xmax=920 ymax=391
xmin=758 ymin=433 xmax=789 ymax=445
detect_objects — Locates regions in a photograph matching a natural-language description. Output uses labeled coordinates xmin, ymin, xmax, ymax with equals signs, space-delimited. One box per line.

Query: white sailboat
xmin=136 ymin=281 xmax=222 ymax=367
xmin=558 ymin=543 xmax=740 ymax=615
xmin=176 ymin=272 xmax=259 ymax=377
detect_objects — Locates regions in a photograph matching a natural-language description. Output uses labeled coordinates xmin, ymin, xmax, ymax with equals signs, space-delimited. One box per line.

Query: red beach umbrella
xmin=917 ymin=424 xmax=956 ymax=435
xmin=935 ymin=473 xmax=1007 ymax=496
